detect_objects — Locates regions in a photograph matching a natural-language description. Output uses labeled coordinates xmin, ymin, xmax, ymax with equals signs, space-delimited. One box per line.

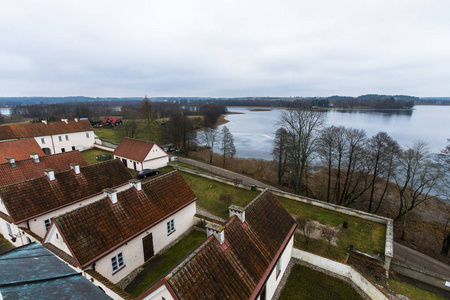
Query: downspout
xmin=50 ymin=135 xmax=56 ymax=154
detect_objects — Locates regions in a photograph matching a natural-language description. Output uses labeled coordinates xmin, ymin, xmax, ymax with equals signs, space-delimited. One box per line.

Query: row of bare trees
xmin=273 ymin=107 xmax=446 ymax=240
xmin=202 ymin=126 xmax=236 ymax=167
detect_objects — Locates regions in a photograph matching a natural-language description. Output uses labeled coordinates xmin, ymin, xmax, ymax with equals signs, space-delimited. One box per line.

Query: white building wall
xmin=45 ymin=224 xmax=72 ymax=255
xmin=93 ymin=202 xmax=196 ymax=284
xmin=142 ymin=156 xmax=169 ymax=170
xmin=266 ymin=235 xmax=294 ymax=300
xmin=142 ymin=285 xmax=174 ymax=300
xmin=34 ymin=131 xmax=95 ymax=155
xmin=113 ymin=155 xmax=142 ymax=171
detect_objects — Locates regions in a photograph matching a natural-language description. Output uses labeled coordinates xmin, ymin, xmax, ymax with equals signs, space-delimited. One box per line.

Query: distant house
xmin=43 ymin=171 xmax=197 ymax=284
xmin=138 ymin=190 xmax=297 ymax=300
xmin=0 ymin=243 xmax=111 ymax=300
xmin=0 ymin=138 xmax=44 ymax=161
xmin=0 ymin=151 xmax=88 ymax=187
xmin=113 ymin=138 xmax=169 ymax=171
xmin=102 ymin=117 xmax=122 ymax=127
xmin=0 ymin=119 xmax=95 ymax=155
xmin=0 ymin=159 xmax=132 ymax=247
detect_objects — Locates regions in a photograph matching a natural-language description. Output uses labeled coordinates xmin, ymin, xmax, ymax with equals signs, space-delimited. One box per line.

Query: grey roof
xmin=0 ymin=243 xmax=111 ymax=300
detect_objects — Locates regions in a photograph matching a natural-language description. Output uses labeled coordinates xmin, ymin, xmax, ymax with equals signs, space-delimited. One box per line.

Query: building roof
xmin=0 ymin=151 xmax=88 ymax=186
xmin=102 ymin=117 xmax=121 ymax=124
xmin=53 ymin=171 xmax=197 ymax=268
xmin=0 ymin=243 xmax=111 ymax=300
xmin=0 ymin=159 xmax=132 ymax=223
xmin=113 ymin=137 xmax=164 ymax=162
xmin=0 ymin=120 xmax=93 ymax=141
xmin=0 ymin=138 xmax=44 ymax=161
xmin=145 ymin=190 xmax=297 ymax=300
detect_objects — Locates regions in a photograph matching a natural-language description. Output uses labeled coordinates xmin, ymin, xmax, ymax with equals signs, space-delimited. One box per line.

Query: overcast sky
xmin=1 ymin=1 xmax=449 ymax=97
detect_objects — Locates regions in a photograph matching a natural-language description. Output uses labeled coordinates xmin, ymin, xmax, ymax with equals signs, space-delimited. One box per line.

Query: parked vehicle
xmin=137 ymin=169 xmax=159 ymax=178
xmin=96 ymin=154 xmax=112 ymax=161
xmin=170 ymin=156 xmax=178 ymax=162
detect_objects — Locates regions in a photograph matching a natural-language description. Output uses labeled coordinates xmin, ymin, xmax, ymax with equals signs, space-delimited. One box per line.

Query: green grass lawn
xmin=388 ymin=278 xmax=446 ymax=300
xmin=279 ymin=264 xmax=363 ymax=300
xmin=129 ymin=230 xmax=206 ymax=297
xmin=280 ymin=197 xmax=386 ymax=262
xmin=180 ymin=172 xmax=260 ymax=219
xmin=0 ymin=235 xmax=14 ymax=255
xmin=94 ymin=128 xmax=124 ymax=144
xmin=80 ymin=149 xmax=114 ymax=165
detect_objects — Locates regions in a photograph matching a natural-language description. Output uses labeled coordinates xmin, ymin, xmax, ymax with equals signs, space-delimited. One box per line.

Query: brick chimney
xmin=70 ymin=163 xmax=80 ymax=175
xmin=5 ymin=157 xmax=16 ymax=168
xmin=44 ymin=169 xmax=55 ymax=181
xmin=229 ymin=205 xmax=246 ymax=223
xmin=61 ymin=119 xmax=68 ymax=124
xmin=30 ymin=153 xmax=40 ymax=163
xmin=206 ymin=223 xmax=225 ymax=245
xmin=104 ymin=188 xmax=118 ymax=204
xmin=129 ymin=179 xmax=142 ymax=191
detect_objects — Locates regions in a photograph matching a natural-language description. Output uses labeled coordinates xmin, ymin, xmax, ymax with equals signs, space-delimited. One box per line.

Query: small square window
xmin=111 ymin=252 xmax=125 ymax=273
xmin=65 ymin=135 xmax=69 ymax=141
xmin=58 ymin=136 xmax=62 ymax=142
xmin=44 ymin=218 xmax=52 ymax=231
xmin=167 ymin=219 xmax=175 ymax=235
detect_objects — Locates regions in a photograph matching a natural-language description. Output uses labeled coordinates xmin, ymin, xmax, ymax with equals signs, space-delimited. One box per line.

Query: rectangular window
xmin=58 ymin=136 xmax=62 ymax=142
xmin=111 ymin=252 xmax=125 ymax=273
xmin=41 ymin=138 xmax=45 ymax=144
xmin=65 ymin=135 xmax=69 ymax=141
xmin=86 ymin=132 xmax=90 ymax=138
xmin=167 ymin=219 xmax=175 ymax=235
xmin=44 ymin=218 xmax=52 ymax=231
xmin=6 ymin=222 xmax=12 ymax=236
xmin=61 ymin=148 xmax=65 ymax=153
xmin=276 ymin=257 xmax=282 ymax=279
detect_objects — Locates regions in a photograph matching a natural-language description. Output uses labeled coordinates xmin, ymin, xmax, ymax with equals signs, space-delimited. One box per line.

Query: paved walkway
xmin=393 ymin=241 xmax=450 ymax=278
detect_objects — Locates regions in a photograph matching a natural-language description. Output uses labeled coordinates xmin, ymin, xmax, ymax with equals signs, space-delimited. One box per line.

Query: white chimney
xmin=129 ymin=179 xmax=142 ymax=191
xmin=41 ymin=120 xmax=47 ymax=125
xmin=44 ymin=169 xmax=55 ymax=181
xmin=74 ymin=118 xmax=79 ymax=122
xmin=6 ymin=157 xmax=16 ymax=168
xmin=30 ymin=153 xmax=40 ymax=163
xmin=229 ymin=205 xmax=246 ymax=223
xmin=61 ymin=119 xmax=68 ymax=124
xmin=70 ymin=163 xmax=80 ymax=174
xmin=206 ymin=223 xmax=225 ymax=245
xmin=104 ymin=188 xmax=118 ymax=204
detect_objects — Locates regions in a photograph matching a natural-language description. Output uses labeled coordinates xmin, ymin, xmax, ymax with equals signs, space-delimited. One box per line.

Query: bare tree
xmin=219 ymin=126 xmax=236 ymax=167
xmin=140 ymin=96 xmax=155 ymax=141
xmin=278 ymin=107 xmax=325 ymax=194
xmin=272 ymin=127 xmax=290 ymax=185
xmin=442 ymin=217 xmax=450 ymax=256
xmin=394 ymin=141 xmax=443 ymax=240
xmin=317 ymin=126 xmax=341 ymax=202
xmin=297 ymin=216 xmax=313 ymax=246
xmin=202 ymin=127 xmax=219 ymax=164
xmin=321 ymin=227 xmax=337 ymax=250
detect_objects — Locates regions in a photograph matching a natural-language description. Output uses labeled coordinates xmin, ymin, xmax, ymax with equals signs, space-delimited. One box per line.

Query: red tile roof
xmin=0 ymin=120 xmax=93 ymax=140
xmin=113 ymin=137 xmax=164 ymax=162
xmin=53 ymin=171 xmax=197 ymax=267
xmin=0 ymin=138 xmax=44 ymax=161
xmin=151 ymin=190 xmax=297 ymax=300
xmin=0 ymin=151 xmax=88 ymax=187
xmin=0 ymin=159 xmax=132 ymax=223
xmin=101 ymin=117 xmax=121 ymax=124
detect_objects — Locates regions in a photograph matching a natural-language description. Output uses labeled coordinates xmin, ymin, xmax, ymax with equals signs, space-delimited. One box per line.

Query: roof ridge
xmin=244 ymin=188 xmax=270 ymax=209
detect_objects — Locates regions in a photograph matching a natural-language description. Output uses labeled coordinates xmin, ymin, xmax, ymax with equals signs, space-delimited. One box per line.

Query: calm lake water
xmin=211 ymin=105 xmax=450 ymax=160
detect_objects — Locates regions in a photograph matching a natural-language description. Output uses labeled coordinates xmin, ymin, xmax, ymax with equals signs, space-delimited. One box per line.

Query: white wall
xmin=141 ymin=284 xmax=174 ymax=300
xmin=266 ymin=235 xmax=294 ymax=300
xmin=34 ymin=131 xmax=95 ymax=155
xmin=113 ymin=155 xmax=142 ymax=171
xmin=114 ymin=147 xmax=168 ymax=171
xmin=45 ymin=224 xmax=72 ymax=255
xmin=90 ymin=202 xmax=196 ymax=284
xmin=142 ymin=156 xmax=169 ymax=170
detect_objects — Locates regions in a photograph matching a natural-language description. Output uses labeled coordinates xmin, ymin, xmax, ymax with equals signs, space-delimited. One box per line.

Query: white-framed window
xmin=167 ymin=219 xmax=175 ymax=235
xmin=58 ymin=136 xmax=62 ymax=142
xmin=86 ymin=132 xmax=90 ymax=138
xmin=65 ymin=135 xmax=69 ymax=141
xmin=44 ymin=218 xmax=52 ymax=231
xmin=6 ymin=222 xmax=12 ymax=236
xmin=41 ymin=138 xmax=45 ymax=144
xmin=276 ymin=257 xmax=282 ymax=278
xmin=111 ymin=252 xmax=125 ymax=273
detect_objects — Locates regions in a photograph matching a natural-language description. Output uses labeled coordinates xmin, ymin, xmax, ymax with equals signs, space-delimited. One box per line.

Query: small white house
xmin=43 ymin=171 xmax=197 ymax=284
xmin=113 ymin=138 xmax=168 ymax=171
xmin=137 ymin=190 xmax=297 ymax=300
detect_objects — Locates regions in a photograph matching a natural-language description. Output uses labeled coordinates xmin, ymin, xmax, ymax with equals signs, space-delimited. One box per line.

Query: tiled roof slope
xmin=0 ymin=120 xmax=93 ymax=140
xmin=0 ymin=151 xmax=88 ymax=186
xmin=54 ymin=171 xmax=197 ymax=267
xmin=0 ymin=159 xmax=132 ymax=223
xmin=113 ymin=137 xmax=159 ymax=162
xmin=0 ymin=138 xmax=44 ymax=161
xmin=164 ymin=190 xmax=297 ymax=300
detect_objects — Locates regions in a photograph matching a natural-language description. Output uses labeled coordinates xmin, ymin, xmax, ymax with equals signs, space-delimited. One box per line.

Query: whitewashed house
xmin=113 ymin=138 xmax=168 ymax=171
xmin=0 ymin=119 xmax=95 ymax=155
xmin=137 ymin=190 xmax=297 ymax=300
xmin=43 ymin=171 xmax=197 ymax=284
xmin=0 ymin=159 xmax=132 ymax=247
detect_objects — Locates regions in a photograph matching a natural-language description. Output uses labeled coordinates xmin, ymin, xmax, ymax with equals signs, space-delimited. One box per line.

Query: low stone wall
xmin=292 ymin=248 xmax=388 ymax=300
xmin=93 ymin=144 xmax=115 ymax=152
xmin=391 ymin=260 xmax=450 ymax=292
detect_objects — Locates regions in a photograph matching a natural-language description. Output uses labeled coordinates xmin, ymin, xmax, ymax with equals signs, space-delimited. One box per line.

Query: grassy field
xmin=129 ymin=230 xmax=206 ymax=297
xmin=279 ymin=264 xmax=363 ymax=300
xmin=94 ymin=128 xmax=124 ymax=144
xmin=180 ymin=172 xmax=260 ymax=219
xmin=388 ymin=278 xmax=446 ymax=300
xmin=280 ymin=197 xmax=386 ymax=262
xmin=80 ymin=149 xmax=114 ymax=165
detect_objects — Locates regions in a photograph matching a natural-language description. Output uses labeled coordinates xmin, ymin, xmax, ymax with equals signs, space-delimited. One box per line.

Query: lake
xmin=210 ymin=105 xmax=450 ymax=160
